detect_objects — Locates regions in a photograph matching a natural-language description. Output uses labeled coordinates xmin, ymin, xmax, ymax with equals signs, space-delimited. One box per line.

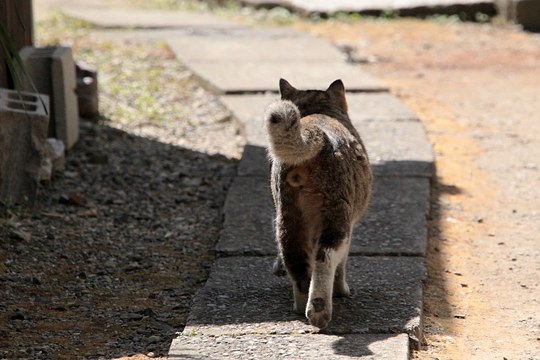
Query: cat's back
xmin=273 ymin=113 xmax=371 ymax=218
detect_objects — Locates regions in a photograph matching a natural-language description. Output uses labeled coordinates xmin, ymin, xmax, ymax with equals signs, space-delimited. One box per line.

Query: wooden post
xmin=0 ymin=0 xmax=34 ymax=88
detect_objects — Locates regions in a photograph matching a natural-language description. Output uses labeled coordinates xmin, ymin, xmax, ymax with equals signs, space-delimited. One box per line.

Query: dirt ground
xmin=296 ymin=18 xmax=540 ymax=359
xmin=11 ymin=2 xmax=540 ymax=358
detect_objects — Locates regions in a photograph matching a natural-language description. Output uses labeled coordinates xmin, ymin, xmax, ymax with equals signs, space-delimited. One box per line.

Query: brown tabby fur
xmin=265 ymin=79 xmax=372 ymax=328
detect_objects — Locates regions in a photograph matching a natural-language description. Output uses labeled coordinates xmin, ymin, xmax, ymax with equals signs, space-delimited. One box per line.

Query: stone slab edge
xmin=240 ymin=0 xmax=496 ymax=18
xmin=216 ymin=175 xmax=430 ymax=257
xmin=181 ymin=257 xmax=425 ymax=343
xmin=170 ymin=333 xmax=410 ymax=360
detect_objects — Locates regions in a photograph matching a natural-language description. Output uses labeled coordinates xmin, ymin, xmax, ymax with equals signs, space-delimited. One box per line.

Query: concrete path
xmin=239 ymin=0 xmax=496 ymax=17
xmin=65 ymin=7 xmax=434 ymax=359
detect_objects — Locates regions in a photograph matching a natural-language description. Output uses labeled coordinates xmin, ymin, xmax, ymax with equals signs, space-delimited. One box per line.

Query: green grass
xmin=35 ymin=14 xmax=194 ymax=127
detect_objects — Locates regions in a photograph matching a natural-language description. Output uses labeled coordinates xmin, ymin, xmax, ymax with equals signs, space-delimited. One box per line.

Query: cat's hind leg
xmin=306 ymin=227 xmax=350 ymax=329
xmin=333 ymin=245 xmax=351 ymax=298
xmin=275 ymin=212 xmax=313 ymax=314
xmin=272 ymin=255 xmax=287 ymax=276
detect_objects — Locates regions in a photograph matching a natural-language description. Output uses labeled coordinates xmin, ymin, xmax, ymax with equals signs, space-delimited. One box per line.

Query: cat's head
xmin=278 ymin=78 xmax=348 ymax=116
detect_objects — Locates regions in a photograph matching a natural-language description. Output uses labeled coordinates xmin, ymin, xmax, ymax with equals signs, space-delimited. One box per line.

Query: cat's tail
xmin=265 ymin=100 xmax=324 ymax=165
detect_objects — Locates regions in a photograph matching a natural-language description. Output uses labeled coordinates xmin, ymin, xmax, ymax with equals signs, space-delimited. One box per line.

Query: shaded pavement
xmin=58 ymin=4 xmax=434 ymax=358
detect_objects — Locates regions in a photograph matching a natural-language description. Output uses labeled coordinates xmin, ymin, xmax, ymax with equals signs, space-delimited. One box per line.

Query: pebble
xmin=9 ymin=229 xmax=32 ymax=242
xmin=147 ymin=335 xmax=161 ymax=344
xmin=10 ymin=310 xmax=25 ymax=321
xmin=1 ymin=34 xmax=243 ymax=359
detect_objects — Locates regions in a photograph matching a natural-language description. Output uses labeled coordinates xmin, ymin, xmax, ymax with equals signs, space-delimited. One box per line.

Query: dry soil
xmin=297 ymin=17 xmax=540 ymax=360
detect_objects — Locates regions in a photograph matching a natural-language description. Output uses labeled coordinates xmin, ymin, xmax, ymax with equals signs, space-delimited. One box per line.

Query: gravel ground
xmin=0 ymin=14 xmax=244 ymax=359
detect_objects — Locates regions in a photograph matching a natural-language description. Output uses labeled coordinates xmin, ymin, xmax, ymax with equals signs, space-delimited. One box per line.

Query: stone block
xmin=241 ymin=0 xmax=496 ymax=18
xmin=221 ymin=93 xmax=433 ymax=177
xmin=216 ymin=175 xmax=429 ymax=256
xmin=170 ymin=333 xmax=409 ymax=359
xmin=181 ymin=61 xmax=387 ymax=94
xmin=220 ymin=94 xmax=276 ymax=147
xmin=221 ymin=93 xmax=420 ymax=147
xmin=166 ymin=27 xmax=386 ymax=94
xmin=183 ymin=256 xmax=425 ymax=339
xmin=75 ymin=62 xmax=99 ymax=119
xmin=237 ymin=145 xmax=270 ymax=177
xmin=237 ymin=133 xmax=432 ymax=179
xmin=217 ymin=175 xmax=274 ymax=256
xmin=19 ymin=46 xmax=79 ymax=149
xmin=167 ymin=28 xmax=346 ymax=63
xmin=0 ymin=89 xmax=50 ymax=204
xmin=358 ymin=120 xmax=434 ymax=178
xmin=496 ymin=0 xmax=540 ymax=31
xmin=352 ymin=177 xmax=430 ymax=256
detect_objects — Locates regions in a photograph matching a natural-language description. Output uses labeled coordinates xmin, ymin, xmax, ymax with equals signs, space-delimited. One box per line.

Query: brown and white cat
xmin=265 ymin=79 xmax=372 ymax=329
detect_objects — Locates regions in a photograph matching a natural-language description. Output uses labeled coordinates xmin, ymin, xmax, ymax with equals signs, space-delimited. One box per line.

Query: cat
xmin=265 ymin=78 xmax=372 ymax=329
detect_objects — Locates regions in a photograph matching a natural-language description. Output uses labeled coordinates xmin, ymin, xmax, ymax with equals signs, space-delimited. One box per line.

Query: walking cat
xmin=265 ymin=79 xmax=372 ymax=329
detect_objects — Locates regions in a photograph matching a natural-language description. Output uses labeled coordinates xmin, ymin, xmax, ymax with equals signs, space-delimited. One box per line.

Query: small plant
xmin=0 ymin=198 xmax=28 ymax=220
xmin=181 ymin=329 xmax=199 ymax=337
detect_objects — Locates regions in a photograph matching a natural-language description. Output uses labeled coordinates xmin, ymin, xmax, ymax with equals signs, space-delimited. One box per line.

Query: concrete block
xmin=19 ymin=46 xmax=79 ymax=149
xmin=221 ymin=93 xmax=420 ymax=145
xmin=358 ymin=120 xmax=434 ymax=178
xmin=166 ymin=27 xmax=386 ymax=94
xmin=220 ymin=93 xmax=433 ymax=177
xmin=351 ymin=177 xmax=430 ymax=256
xmin=170 ymin=333 xmax=409 ymax=359
xmin=241 ymin=0 xmax=496 ymax=18
xmin=216 ymin=175 xmax=429 ymax=257
xmin=182 ymin=256 xmax=425 ymax=338
xmin=234 ymin=129 xmax=433 ymax=179
xmin=220 ymin=93 xmax=276 ymax=147
xmin=217 ymin=175 xmax=274 ymax=256
xmin=75 ymin=62 xmax=99 ymax=119
xmin=180 ymin=61 xmax=387 ymax=94
xmin=496 ymin=0 xmax=540 ymax=31
xmin=237 ymin=145 xmax=270 ymax=177
xmin=0 ymin=89 xmax=50 ymax=204
xmin=166 ymin=28 xmax=346 ymax=63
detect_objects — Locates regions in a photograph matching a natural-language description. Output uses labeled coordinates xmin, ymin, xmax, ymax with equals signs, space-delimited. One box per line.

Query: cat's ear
xmin=326 ymin=79 xmax=348 ymax=112
xmin=279 ymin=78 xmax=297 ymax=100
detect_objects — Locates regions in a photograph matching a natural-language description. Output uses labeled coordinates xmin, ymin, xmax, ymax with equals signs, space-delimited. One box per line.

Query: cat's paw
xmin=293 ymin=295 xmax=308 ymax=314
xmin=272 ymin=257 xmax=287 ymax=276
xmin=333 ymin=281 xmax=350 ymax=297
xmin=306 ymin=297 xmax=332 ymax=329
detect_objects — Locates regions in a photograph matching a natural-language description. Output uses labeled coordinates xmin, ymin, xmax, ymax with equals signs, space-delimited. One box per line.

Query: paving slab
xmin=236 ymin=134 xmax=433 ymax=178
xmin=170 ymin=333 xmax=409 ymax=359
xmin=62 ymin=7 xmax=246 ymax=29
xmin=221 ymin=93 xmax=433 ymax=177
xmin=237 ymin=144 xmax=270 ymax=177
xmin=497 ymin=0 xmax=540 ymax=32
xmin=235 ymin=128 xmax=433 ymax=177
xmin=217 ymin=175 xmax=429 ymax=256
xmin=221 ymin=92 xmax=419 ymax=147
xmin=218 ymin=176 xmax=274 ymax=256
xmin=179 ymin=61 xmax=388 ymax=94
xmin=352 ymin=176 xmax=429 ymax=256
xmin=220 ymin=93 xmax=275 ymax=147
xmin=164 ymin=26 xmax=387 ymax=93
xmin=182 ymin=256 xmax=425 ymax=338
xmin=241 ymin=0 xmax=495 ymax=17
xmin=359 ymin=120 xmax=434 ymax=177
xmin=166 ymin=28 xmax=346 ymax=62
